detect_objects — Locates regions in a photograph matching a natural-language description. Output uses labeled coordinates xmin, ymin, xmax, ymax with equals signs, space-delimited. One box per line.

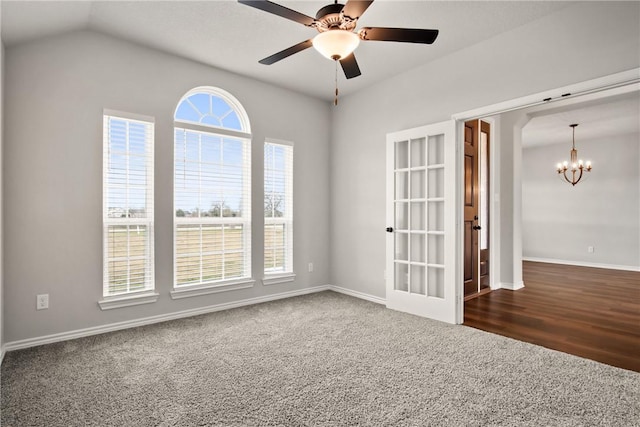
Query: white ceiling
xmin=522 ymin=92 xmax=640 ymax=148
xmin=1 ymin=0 xmax=572 ymax=101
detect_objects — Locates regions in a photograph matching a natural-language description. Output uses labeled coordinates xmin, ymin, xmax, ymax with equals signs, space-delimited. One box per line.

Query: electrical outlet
xmin=588 ymin=246 xmax=594 ymax=253
xmin=37 ymin=294 xmax=49 ymax=310
xmin=308 ymin=262 xmax=314 ymax=273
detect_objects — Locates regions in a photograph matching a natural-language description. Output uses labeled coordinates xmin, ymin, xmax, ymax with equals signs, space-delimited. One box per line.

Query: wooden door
xmin=463 ymin=120 xmax=479 ymax=297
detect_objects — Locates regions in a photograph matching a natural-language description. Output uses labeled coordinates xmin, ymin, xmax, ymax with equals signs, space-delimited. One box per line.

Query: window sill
xmin=262 ymin=273 xmax=296 ymax=286
xmin=98 ymin=291 xmax=159 ymax=311
xmin=170 ymin=278 xmax=255 ymax=300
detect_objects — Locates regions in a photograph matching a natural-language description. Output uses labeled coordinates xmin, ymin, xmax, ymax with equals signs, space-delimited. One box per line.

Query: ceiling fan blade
xmin=340 ymin=53 xmax=361 ymax=79
xmin=342 ymin=0 xmax=374 ymax=20
xmin=238 ymin=0 xmax=315 ymax=26
xmin=359 ymin=27 xmax=439 ymax=44
xmin=259 ymin=39 xmax=313 ymax=65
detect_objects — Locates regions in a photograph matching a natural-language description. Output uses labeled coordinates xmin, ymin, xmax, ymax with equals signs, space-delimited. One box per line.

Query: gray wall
xmin=496 ymin=110 xmax=530 ymax=288
xmin=522 ymin=132 xmax=640 ymax=268
xmin=4 ymin=31 xmax=331 ymax=343
xmin=330 ymin=2 xmax=640 ymax=298
xmin=1 ymin=22 xmax=4 ymax=352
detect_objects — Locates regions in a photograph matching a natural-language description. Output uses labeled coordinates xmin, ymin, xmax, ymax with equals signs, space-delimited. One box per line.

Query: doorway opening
xmin=452 ymin=68 xmax=639 ymax=324
xmin=457 ymin=71 xmax=639 ymax=368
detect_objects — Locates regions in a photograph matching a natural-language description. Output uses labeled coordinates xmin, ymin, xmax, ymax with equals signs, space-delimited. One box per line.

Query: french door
xmin=385 ymin=121 xmax=458 ymax=323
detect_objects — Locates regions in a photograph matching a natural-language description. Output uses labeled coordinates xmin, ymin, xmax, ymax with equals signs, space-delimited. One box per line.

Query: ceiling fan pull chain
xmin=334 ymin=60 xmax=339 ymax=106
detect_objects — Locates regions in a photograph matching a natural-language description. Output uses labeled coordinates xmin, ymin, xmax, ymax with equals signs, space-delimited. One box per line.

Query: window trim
xmin=174 ymin=121 xmax=250 ymax=140
xmin=262 ymin=273 xmax=296 ymax=286
xmin=170 ymin=278 xmax=256 ymax=300
xmin=98 ymin=291 xmax=159 ymax=311
xmin=101 ymin=110 xmax=156 ymax=305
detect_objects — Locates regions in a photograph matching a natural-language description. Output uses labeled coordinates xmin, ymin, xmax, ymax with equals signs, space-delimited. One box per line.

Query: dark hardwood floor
xmin=464 ymin=261 xmax=640 ymax=372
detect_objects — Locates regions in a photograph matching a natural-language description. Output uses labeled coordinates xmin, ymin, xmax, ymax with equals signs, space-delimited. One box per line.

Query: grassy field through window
xmin=264 ymin=224 xmax=286 ymax=272
xmin=106 ymin=225 xmax=148 ymax=294
xmin=175 ymin=225 xmax=246 ymax=286
xmin=107 ymin=224 xmax=284 ymax=293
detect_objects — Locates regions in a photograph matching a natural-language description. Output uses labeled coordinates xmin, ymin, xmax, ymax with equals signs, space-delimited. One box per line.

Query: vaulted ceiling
xmin=1 ymin=0 xmax=572 ymax=101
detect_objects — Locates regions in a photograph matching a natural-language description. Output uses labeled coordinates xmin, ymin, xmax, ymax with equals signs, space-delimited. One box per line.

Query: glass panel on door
xmin=393 ymin=138 xmax=428 ymax=293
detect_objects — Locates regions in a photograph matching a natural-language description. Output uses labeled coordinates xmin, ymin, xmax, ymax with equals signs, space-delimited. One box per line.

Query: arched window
xmin=174 ymin=87 xmax=250 ymax=133
xmin=172 ymin=87 xmax=253 ymax=295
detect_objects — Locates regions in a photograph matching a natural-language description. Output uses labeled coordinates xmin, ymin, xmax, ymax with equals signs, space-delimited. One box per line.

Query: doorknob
xmin=473 ymin=225 xmax=481 ymax=230
xmin=386 ymin=227 xmax=394 ymax=233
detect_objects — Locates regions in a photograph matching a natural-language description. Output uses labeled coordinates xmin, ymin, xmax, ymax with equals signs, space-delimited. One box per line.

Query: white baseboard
xmin=4 ymin=285 xmax=331 ymax=353
xmin=2 ymin=285 xmax=387 ymax=354
xmin=327 ymin=285 xmax=386 ymax=305
xmin=523 ymin=257 xmax=640 ymax=272
xmin=500 ymin=281 xmax=525 ymax=291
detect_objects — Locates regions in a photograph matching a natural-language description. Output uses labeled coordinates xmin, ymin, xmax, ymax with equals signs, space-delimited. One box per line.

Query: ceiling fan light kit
xmin=312 ymin=30 xmax=360 ymax=60
xmin=238 ymin=0 xmax=439 ymax=104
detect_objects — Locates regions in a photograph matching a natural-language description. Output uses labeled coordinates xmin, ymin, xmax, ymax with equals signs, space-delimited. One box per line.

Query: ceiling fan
xmin=238 ymin=0 xmax=439 ymax=80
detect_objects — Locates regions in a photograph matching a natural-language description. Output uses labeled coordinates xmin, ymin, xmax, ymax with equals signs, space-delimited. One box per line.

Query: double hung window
xmin=264 ymin=140 xmax=293 ymax=277
xmin=102 ymin=111 xmax=155 ymax=303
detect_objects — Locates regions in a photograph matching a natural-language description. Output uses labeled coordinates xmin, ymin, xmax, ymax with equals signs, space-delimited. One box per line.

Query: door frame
xmin=450 ymin=68 xmax=640 ymax=324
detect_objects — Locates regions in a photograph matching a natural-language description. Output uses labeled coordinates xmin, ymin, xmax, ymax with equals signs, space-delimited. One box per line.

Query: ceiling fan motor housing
xmin=314 ymin=3 xmax=357 ymax=32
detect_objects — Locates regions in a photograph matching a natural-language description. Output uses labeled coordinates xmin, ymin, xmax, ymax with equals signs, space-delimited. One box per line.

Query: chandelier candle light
xmin=556 ymin=124 xmax=592 ymax=186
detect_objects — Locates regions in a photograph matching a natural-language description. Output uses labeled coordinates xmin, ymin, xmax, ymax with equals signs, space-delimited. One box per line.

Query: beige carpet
xmin=2 ymin=291 xmax=639 ymax=426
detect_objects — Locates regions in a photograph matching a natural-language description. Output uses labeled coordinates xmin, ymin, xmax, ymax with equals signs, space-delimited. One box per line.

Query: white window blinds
xmin=174 ymin=129 xmax=252 ymax=286
xmin=103 ymin=112 xmax=155 ymax=297
xmin=264 ymin=140 xmax=293 ymax=274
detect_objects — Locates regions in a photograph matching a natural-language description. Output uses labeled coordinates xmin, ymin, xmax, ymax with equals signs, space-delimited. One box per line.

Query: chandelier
xmin=556 ymin=124 xmax=592 ymax=186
